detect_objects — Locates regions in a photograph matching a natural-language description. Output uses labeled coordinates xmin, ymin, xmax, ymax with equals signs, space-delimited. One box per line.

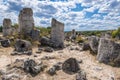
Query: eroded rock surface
xmin=97 ymin=38 xmax=120 ymax=66
xmin=62 ymin=58 xmax=80 ymax=75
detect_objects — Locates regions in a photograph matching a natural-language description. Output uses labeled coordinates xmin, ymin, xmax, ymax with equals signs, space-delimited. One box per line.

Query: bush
xmin=35 ymin=26 xmax=51 ymax=37
xmin=76 ymin=36 xmax=84 ymax=43
xmin=112 ymin=30 xmax=118 ymax=38
xmin=112 ymin=27 xmax=120 ymax=38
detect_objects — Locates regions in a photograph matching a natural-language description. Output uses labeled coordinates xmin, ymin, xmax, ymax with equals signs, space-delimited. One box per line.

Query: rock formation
xmin=14 ymin=39 xmax=32 ymax=55
xmin=3 ymin=18 xmax=12 ymax=36
xmin=97 ymin=38 xmax=120 ymax=66
xmin=18 ymin=8 xmax=34 ymax=35
xmin=71 ymin=29 xmax=76 ymax=40
xmin=88 ymin=36 xmax=99 ymax=54
xmin=62 ymin=58 xmax=80 ymax=75
xmin=51 ymin=18 xmax=64 ymax=48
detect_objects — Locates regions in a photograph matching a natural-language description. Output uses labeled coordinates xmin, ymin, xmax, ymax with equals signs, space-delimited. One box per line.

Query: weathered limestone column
xmin=18 ymin=8 xmax=34 ymax=35
xmin=71 ymin=29 xmax=76 ymax=39
xmin=51 ymin=18 xmax=64 ymax=48
xmin=3 ymin=18 xmax=12 ymax=37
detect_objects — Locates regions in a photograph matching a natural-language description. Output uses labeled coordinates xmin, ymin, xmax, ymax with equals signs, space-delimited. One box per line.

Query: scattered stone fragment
xmin=81 ymin=42 xmax=90 ymax=51
xmin=53 ymin=63 xmax=62 ymax=70
xmin=44 ymin=47 xmax=54 ymax=52
xmin=62 ymin=58 xmax=80 ymax=75
xmin=2 ymin=73 xmax=20 ymax=80
xmin=36 ymin=50 xmax=42 ymax=54
xmin=76 ymin=70 xmax=87 ymax=80
xmin=23 ymin=59 xmax=45 ymax=76
xmin=41 ymin=56 xmax=55 ymax=60
xmin=47 ymin=62 xmax=62 ymax=76
xmin=0 ymin=39 xmax=10 ymax=47
xmin=78 ymin=59 xmax=83 ymax=63
xmin=47 ymin=67 xmax=56 ymax=76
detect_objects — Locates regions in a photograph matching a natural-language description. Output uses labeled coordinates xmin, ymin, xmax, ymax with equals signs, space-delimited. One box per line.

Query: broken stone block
xmin=30 ymin=29 xmax=40 ymax=41
xmin=23 ymin=59 xmax=44 ymax=77
xmin=62 ymin=58 xmax=80 ymax=75
xmin=97 ymin=38 xmax=120 ymax=66
xmin=51 ymin=18 xmax=64 ymax=48
xmin=14 ymin=39 xmax=32 ymax=54
xmin=40 ymin=37 xmax=52 ymax=46
xmin=81 ymin=42 xmax=90 ymax=51
xmin=88 ymin=36 xmax=99 ymax=54
xmin=0 ymin=39 xmax=10 ymax=47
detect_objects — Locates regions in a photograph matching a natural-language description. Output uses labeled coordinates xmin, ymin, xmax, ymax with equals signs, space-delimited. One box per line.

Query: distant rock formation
xmin=3 ymin=18 xmax=12 ymax=36
xmin=71 ymin=29 xmax=76 ymax=40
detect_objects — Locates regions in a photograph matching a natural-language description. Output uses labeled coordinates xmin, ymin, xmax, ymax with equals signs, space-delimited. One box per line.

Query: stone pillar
xmin=3 ymin=18 xmax=12 ymax=37
xmin=51 ymin=18 xmax=64 ymax=48
xmin=71 ymin=29 xmax=76 ymax=39
xmin=18 ymin=8 xmax=34 ymax=35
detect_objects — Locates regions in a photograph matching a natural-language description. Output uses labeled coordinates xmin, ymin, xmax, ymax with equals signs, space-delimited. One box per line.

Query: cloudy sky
xmin=0 ymin=0 xmax=120 ymax=31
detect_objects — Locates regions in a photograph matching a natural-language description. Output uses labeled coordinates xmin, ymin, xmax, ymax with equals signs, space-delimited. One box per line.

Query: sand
xmin=0 ymin=45 xmax=120 ymax=80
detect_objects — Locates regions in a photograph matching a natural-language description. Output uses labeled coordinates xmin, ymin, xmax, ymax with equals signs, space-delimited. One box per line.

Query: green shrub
xmin=76 ymin=36 xmax=84 ymax=43
xmin=112 ymin=27 xmax=120 ymax=38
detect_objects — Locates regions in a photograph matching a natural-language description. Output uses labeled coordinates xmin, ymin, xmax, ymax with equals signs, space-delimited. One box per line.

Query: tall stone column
xmin=71 ymin=29 xmax=76 ymax=39
xmin=51 ymin=18 xmax=64 ymax=48
xmin=3 ymin=18 xmax=12 ymax=37
xmin=18 ymin=8 xmax=34 ymax=35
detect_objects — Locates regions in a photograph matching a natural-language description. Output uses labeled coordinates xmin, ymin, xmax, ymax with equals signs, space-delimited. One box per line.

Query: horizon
xmin=0 ymin=0 xmax=120 ymax=31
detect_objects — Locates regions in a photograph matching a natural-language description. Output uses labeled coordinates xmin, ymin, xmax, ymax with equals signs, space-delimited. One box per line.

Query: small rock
xmin=81 ymin=43 xmax=90 ymax=51
xmin=44 ymin=47 xmax=54 ymax=52
xmin=1 ymin=39 xmax=10 ymax=47
xmin=47 ymin=67 xmax=56 ymax=76
xmin=36 ymin=50 xmax=42 ymax=54
xmin=41 ymin=56 xmax=55 ymax=60
xmin=62 ymin=58 xmax=80 ymax=75
xmin=78 ymin=59 xmax=83 ymax=63
xmin=76 ymin=70 xmax=87 ymax=80
xmin=34 ymin=55 xmax=37 ymax=57
xmin=53 ymin=63 xmax=62 ymax=70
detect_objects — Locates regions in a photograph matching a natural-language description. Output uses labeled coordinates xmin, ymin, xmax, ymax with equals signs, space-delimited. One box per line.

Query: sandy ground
xmin=0 ymin=45 xmax=120 ymax=80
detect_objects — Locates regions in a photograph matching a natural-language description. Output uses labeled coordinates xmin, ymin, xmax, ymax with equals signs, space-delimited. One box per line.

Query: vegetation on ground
xmin=112 ymin=27 xmax=120 ymax=38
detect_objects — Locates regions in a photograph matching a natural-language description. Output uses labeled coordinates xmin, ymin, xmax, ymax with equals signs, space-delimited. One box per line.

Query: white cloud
xmin=0 ymin=0 xmax=120 ymax=31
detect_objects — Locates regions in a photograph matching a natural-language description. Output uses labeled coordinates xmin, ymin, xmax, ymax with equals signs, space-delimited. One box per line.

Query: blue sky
xmin=0 ymin=0 xmax=120 ymax=31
